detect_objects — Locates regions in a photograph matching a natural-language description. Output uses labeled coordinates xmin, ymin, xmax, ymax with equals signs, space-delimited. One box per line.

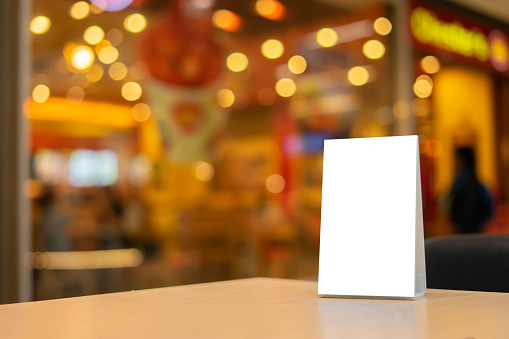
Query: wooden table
xmin=1 ymin=277 xmax=508 ymax=338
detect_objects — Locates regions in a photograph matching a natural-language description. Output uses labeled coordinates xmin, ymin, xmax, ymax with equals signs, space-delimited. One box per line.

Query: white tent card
xmin=318 ymin=135 xmax=426 ymax=299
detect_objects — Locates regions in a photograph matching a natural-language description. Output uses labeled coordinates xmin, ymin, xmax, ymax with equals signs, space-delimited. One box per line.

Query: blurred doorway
xmin=433 ymin=65 xmax=497 ymax=196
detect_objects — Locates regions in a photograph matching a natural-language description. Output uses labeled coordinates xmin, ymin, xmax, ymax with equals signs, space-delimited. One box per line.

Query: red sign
xmin=410 ymin=2 xmax=509 ymax=74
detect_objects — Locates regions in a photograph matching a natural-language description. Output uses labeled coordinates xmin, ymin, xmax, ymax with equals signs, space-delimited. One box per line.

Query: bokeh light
xmin=87 ymin=64 xmax=104 ymax=83
xmin=393 ymin=101 xmax=410 ymax=119
xmin=257 ymin=87 xmax=276 ymax=106
xmin=98 ymin=45 xmax=119 ymax=64
xmin=363 ymin=40 xmax=385 ymax=59
xmin=32 ymin=85 xmax=50 ymax=103
xmin=213 ymin=9 xmax=242 ymax=32
xmin=416 ymin=74 xmax=433 ymax=85
xmin=420 ymin=55 xmax=441 ymax=74
xmin=288 ymin=55 xmax=307 ymax=74
xmin=63 ymin=41 xmax=77 ymax=59
xmin=266 ymin=174 xmax=285 ymax=193
xmin=90 ymin=0 xmax=134 ymax=12
xmin=105 ymin=29 xmax=124 ymax=46
xmin=316 ymin=28 xmax=337 ymax=47
xmin=124 ymin=13 xmax=147 ymax=33
xmin=109 ymin=62 xmax=128 ymax=80
xmin=348 ymin=66 xmax=369 ymax=86
xmin=66 ymin=86 xmax=85 ymax=104
xmin=33 ymin=149 xmax=65 ymax=184
xmin=30 ymin=16 xmax=51 ymax=34
xmin=94 ymin=40 xmax=112 ymax=55
xmin=413 ymin=98 xmax=431 ymax=118
xmin=261 ymin=39 xmax=284 ymax=59
xmin=84 ymin=26 xmax=105 ymax=45
xmin=70 ymin=1 xmax=90 ymax=20
xmin=217 ymin=89 xmax=235 ymax=108
xmin=70 ymin=45 xmax=95 ymax=71
xmin=275 ymin=78 xmax=296 ymax=97
xmin=121 ymin=82 xmax=142 ymax=101
xmin=191 ymin=0 xmax=215 ymax=9
xmin=374 ymin=17 xmax=392 ymax=36
xmin=226 ymin=52 xmax=248 ymax=72
xmin=129 ymin=154 xmax=152 ymax=187
xmin=132 ymin=103 xmax=151 ymax=122
xmin=414 ymin=75 xmax=433 ymax=98
xmin=192 ymin=161 xmax=215 ymax=181
xmin=255 ymin=0 xmax=285 ymax=20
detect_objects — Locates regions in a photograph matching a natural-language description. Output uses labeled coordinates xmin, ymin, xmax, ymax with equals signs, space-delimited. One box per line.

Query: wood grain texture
xmin=0 ymin=278 xmax=508 ymax=339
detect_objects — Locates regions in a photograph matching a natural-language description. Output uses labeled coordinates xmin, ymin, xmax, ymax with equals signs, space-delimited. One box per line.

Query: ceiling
xmin=31 ymin=0 xmax=509 ymax=104
xmin=320 ymin=0 xmax=509 ymax=25
xmin=449 ymin=0 xmax=509 ymax=25
xmin=30 ymin=0 xmax=350 ymax=102
xmin=141 ymin=0 xmax=348 ymax=35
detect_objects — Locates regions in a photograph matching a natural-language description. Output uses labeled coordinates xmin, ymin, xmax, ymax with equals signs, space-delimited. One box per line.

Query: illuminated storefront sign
xmin=489 ymin=30 xmax=509 ymax=71
xmin=410 ymin=4 xmax=509 ymax=73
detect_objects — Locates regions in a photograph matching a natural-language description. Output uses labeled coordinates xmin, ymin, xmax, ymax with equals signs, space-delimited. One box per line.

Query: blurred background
xmin=1 ymin=0 xmax=509 ymax=303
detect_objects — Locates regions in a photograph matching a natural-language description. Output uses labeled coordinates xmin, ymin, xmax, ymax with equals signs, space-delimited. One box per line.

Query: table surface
xmin=1 ymin=277 xmax=508 ymax=339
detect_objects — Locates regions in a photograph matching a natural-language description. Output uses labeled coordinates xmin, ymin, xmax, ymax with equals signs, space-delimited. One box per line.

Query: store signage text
xmin=410 ymin=6 xmax=509 ymax=72
xmin=411 ymin=7 xmax=490 ymax=61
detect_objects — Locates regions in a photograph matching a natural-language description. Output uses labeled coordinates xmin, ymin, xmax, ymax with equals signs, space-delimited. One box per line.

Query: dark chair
xmin=425 ymin=234 xmax=509 ymax=292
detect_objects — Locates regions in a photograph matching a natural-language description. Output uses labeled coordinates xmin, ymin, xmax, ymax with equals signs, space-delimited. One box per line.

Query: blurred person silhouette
xmin=448 ymin=146 xmax=493 ymax=233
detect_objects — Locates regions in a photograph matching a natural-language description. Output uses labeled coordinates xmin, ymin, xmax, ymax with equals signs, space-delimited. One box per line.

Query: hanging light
xmin=121 ymin=82 xmax=143 ymax=101
xmin=70 ymin=1 xmax=90 ymax=20
xmin=131 ymin=103 xmax=151 ymax=122
xmin=316 ymin=28 xmax=337 ymax=47
xmin=90 ymin=0 xmax=134 ymax=12
xmin=226 ymin=53 xmax=249 ymax=72
xmin=374 ymin=17 xmax=392 ymax=36
xmin=32 ymin=85 xmax=50 ymax=103
xmin=30 ymin=16 xmax=51 ymax=34
xmin=83 ymin=26 xmax=105 ymax=45
xmin=261 ymin=39 xmax=284 ymax=59
xmin=348 ymin=66 xmax=369 ymax=86
xmin=98 ymin=45 xmax=119 ymax=64
xmin=217 ymin=89 xmax=235 ymax=108
xmin=124 ymin=13 xmax=147 ymax=33
xmin=70 ymin=45 xmax=95 ymax=71
xmin=420 ymin=56 xmax=441 ymax=74
xmin=213 ymin=9 xmax=242 ymax=32
xmin=255 ymin=0 xmax=285 ymax=20
xmin=275 ymin=78 xmax=296 ymax=97
xmin=288 ymin=55 xmax=307 ymax=74
xmin=363 ymin=40 xmax=385 ymax=59
xmin=109 ymin=62 xmax=128 ymax=80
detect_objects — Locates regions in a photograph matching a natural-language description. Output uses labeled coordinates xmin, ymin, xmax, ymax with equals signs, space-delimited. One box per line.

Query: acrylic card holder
xmin=318 ymin=135 xmax=426 ymax=300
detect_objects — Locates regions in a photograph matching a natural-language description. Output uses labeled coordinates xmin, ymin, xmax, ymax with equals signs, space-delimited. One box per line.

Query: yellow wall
xmin=433 ymin=66 xmax=496 ymax=195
